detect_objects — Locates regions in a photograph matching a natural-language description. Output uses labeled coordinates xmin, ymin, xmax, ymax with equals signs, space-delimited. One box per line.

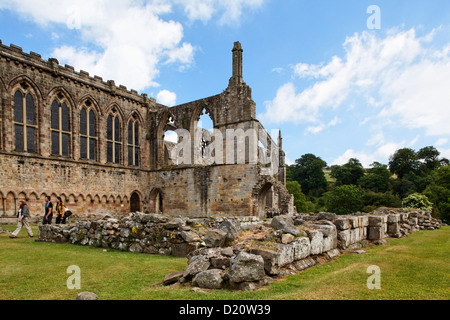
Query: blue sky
xmin=1 ymin=0 xmax=450 ymax=167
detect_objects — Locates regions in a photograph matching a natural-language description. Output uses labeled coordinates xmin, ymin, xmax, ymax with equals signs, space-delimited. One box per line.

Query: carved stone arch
xmin=78 ymin=95 xmax=101 ymax=162
xmin=105 ymin=102 xmax=125 ymax=121
xmin=0 ymin=190 xmax=4 ymax=217
xmin=157 ymin=111 xmax=179 ymax=168
xmin=86 ymin=194 xmax=94 ymax=204
xmin=105 ymin=102 xmax=127 ymax=164
xmin=127 ymin=109 xmax=144 ymax=125
xmin=18 ymin=191 xmax=27 ymax=201
xmin=68 ymin=194 xmax=77 ymax=205
xmin=78 ymin=94 xmax=102 ymax=117
xmin=190 ymin=102 xmax=216 ymax=165
xmin=5 ymin=191 xmax=16 ymax=217
xmin=8 ymin=75 xmax=43 ymax=101
xmin=51 ymin=193 xmax=59 ymax=202
xmin=0 ymin=76 xmax=4 ymax=150
xmin=190 ymin=101 xmax=215 ymax=134
xmin=157 ymin=110 xmax=178 ymax=139
xmin=29 ymin=191 xmax=39 ymax=200
xmin=125 ymin=110 xmax=144 ymax=167
xmin=47 ymin=86 xmax=75 ymax=107
xmin=47 ymin=87 xmax=75 ymax=159
xmin=130 ymin=190 xmax=142 ymax=213
xmin=59 ymin=193 xmax=68 ymax=203
xmin=254 ymin=182 xmax=273 ymax=219
xmin=28 ymin=192 xmax=40 ymax=214
xmin=149 ymin=188 xmax=164 ymax=214
xmin=0 ymin=76 xmax=6 ymax=92
xmin=8 ymin=76 xmax=42 ymax=153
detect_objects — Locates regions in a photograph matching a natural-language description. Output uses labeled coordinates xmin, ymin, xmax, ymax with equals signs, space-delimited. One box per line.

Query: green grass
xmin=1 ymin=224 xmax=449 ymax=300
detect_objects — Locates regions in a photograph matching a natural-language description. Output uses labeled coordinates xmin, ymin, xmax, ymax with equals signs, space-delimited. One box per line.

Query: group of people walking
xmin=9 ymin=196 xmax=72 ymax=239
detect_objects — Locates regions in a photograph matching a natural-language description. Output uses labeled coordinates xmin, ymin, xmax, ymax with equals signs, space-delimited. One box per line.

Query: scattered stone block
xmin=164 ymin=271 xmax=184 ymax=285
xmin=204 ymin=229 xmax=227 ymax=248
xmin=334 ymin=218 xmax=350 ymax=231
xmin=193 ymin=269 xmax=224 ymax=289
xmin=227 ymin=252 xmax=266 ymax=284
xmin=76 ymin=292 xmax=98 ymax=300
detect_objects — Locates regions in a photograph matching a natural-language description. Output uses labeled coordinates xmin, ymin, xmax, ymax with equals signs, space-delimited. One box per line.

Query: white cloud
xmin=440 ymin=148 xmax=450 ymax=160
xmin=261 ymin=28 xmax=450 ymax=142
xmin=157 ymin=89 xmax=177 ymax=107
xmin=436 ymin=138 xmax=448 ymax=147
xmin=332 ymin=149 xmax=376 ymax=168
xmin=0 ymin=0 xmax=266 ymax=91
xmin=0 ymin=0 xmax=195 ymax=92
xmin=305 ymin=116 xmax=340 ymax=135
xmin=332 ymin=141 xmax=403 ymax=167
xmin=174 ymin=0 xmax=265 ymax=25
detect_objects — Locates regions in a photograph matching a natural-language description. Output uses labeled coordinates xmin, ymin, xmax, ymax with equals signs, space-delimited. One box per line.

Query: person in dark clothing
xmin=43 ymin=196 xmax=53 ymax=225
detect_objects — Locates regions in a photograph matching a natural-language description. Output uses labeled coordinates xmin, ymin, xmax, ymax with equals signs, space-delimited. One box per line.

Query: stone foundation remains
xmin=38 ymin=208 xmax=443 ymax=291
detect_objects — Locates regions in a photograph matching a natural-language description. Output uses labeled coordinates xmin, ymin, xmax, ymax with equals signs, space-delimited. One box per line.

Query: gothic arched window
xmin=80 ymin=101 xmax=97 ymax=161
xmin=107 ymin=110 xmax=122 ymax=164
xmin=13 ymin=87 xmax=37 ymax=153
xmin=51 ymin=95 xmax=71 ymax=157
xmin=127 ymin=117 xmax=140 ymax=167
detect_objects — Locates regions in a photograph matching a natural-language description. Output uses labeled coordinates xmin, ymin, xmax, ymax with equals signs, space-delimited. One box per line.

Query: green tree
xmin=286 ymin=181 xmax=308 ymax=213
xmin=361 ymin=190 xmax=402 ymax=210
xmin=389 ymin=148 xmax=421 ymax=179
xmin=424 ymin=166 xmax=450 ymax=221
xmin=291 ymin=154 xmax=328 ymax=197
xmin=417 ymin=146 xmax=441 ymax=174
xmin=325 ymin=185 xmax=363 ymax=215
xmin=358 ymin=161 xmax=391 ymax=193
xmin=331 ymin=158 xmax=365 ymax=186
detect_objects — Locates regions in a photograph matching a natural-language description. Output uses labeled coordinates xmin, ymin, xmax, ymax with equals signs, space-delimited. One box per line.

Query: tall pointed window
xmin=107 ymin=109 xmax=122 ymax=164
xmin=80 ymin=100 xmax=97 ymax=161
xmin=127 ymin=116 xmax=140 ymax=167
xmin=51 ymin=94 xmax=71 ymax=157
xmin=13 ymin=85 xmax=37 ymax=153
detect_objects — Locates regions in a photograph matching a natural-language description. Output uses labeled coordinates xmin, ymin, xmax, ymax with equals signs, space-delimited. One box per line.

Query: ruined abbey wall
xmin=0 ymin=40 xmax=292 ymax=221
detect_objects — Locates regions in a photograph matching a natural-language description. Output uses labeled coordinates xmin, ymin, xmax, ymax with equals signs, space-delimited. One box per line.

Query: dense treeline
xmin=285 ymin=146 xmax=450 ymax=221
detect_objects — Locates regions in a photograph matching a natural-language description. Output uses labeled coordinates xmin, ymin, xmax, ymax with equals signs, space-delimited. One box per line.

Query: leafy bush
xmin=402 ymin=193 xmax=433 ymax=211
xmin=286 ymin=181 xmax=308 ymax=213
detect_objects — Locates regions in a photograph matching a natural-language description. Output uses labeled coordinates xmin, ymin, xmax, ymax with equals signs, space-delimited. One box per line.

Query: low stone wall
xmin=37 ymin=213 xmax=243 ymax=257
xmin=38 ymin=209 xmax=443 ymax=291
xmin=169 ymin=209 xmax=442 ymax=291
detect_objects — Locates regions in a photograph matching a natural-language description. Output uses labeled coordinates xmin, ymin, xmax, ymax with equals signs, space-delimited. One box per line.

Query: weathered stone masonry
xmin=37 ymin=209 xmax=442 ymax=291
xmin=0 ymin=40 xmax=293 ymax=220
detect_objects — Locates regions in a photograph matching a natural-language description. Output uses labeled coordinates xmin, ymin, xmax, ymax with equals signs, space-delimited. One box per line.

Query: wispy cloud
xmin=0 ymin=0 xmax=266 ymax=91
xmin=261 ymin=28 xmax=450 ymax=139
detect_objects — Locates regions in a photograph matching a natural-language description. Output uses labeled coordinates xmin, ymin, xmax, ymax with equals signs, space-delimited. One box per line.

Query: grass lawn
xmin=1 ymin=224 xmax=449 ymax=300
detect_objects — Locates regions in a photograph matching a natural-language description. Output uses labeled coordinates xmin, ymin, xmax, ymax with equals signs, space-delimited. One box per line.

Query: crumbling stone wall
xmin=38 ymin=208 xmax=443 ymax=291
xmin=0 ymin=40 xmax=292 ymax=220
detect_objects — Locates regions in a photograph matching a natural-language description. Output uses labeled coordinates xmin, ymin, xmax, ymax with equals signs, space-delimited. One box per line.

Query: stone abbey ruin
xmin=0 ymin=40 xmax=294 ymax=221
xmin=1 ymin=40 xmax=444 ymax=292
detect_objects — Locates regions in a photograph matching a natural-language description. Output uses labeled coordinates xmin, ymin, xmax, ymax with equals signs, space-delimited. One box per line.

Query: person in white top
xmin=10 ymin=200 xmax=34 ymax=239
